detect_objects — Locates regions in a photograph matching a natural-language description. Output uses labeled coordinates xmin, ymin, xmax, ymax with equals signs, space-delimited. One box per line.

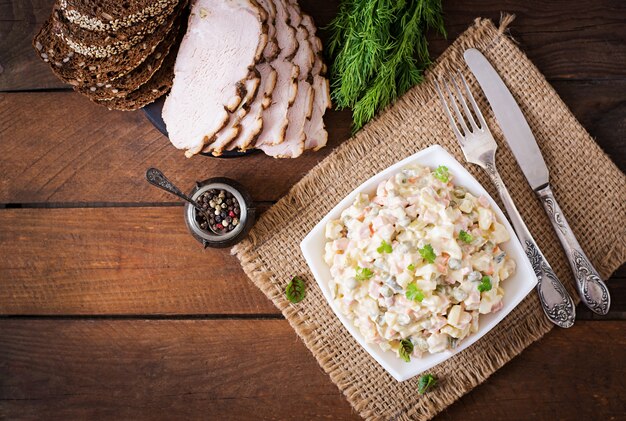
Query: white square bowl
xmin=300 ymin=145 xmax=537 ymax=382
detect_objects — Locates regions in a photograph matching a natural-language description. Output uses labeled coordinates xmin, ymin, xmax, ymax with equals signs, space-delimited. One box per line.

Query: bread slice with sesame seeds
xmin=94 ymin=36 xmax=180 ymax=111
xmin=33 ymin=1 xmax=183 ymax=86
xmin=58 ymin=0 xmax=179 ymax=32
xmin=53 ymin=4 xmax=176 ymax=59
xmin=75 ymin=10 xmax=184 ymax=100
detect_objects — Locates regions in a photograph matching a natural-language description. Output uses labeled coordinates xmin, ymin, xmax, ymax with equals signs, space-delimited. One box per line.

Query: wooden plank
xmin=0 ymin=207 xmax=279 ymax=315
xmin=437 ymin=320 xmax=626 ymax=420
xmin=1 ymin=80 xmax=624 ymax=205
xmin=425 ymin=0 xmax=626 ymax=81
xmin=0 ymin=0 xmax=63 ymax=90
xmin=0 ymin=319 xmax=360 ymax=420
xmin=0 ymin=208 xmax=624 ymax=317
xmin=551 ymin=80 xmax=626 ymax=171
xmin=0 ymin=92 xmax=351 ymax=204
xmin=0 ymin=319 xmax=623 ymax=420
xmin=3 ymin=0 xmax=626 ymax=91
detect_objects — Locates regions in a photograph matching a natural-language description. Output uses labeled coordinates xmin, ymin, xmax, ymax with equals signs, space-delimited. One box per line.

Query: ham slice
xmin=258 ymin=1 xmax=314 ymax=158
xmin=201 ymin=71 xmax=260 ymax=155
xmin=260 ymin=0 xmax=279 ymax=60
xmin=206 ymin=0 xmax=279 ymax=156
xmin=162 ymin=0 xmax=267 ymax=157
xmin=227 ymin=62 xmax=277 ymax=152
xmin=254 ymin=0 xmax=299 ymax=147
xmin=301 ymin=13 xmax=330 ymax=151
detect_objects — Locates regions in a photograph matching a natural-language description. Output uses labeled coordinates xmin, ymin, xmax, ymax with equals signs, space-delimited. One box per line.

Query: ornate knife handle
xmin=484 ymin=160 xmax=576 ymax=328
xmin=536 ymin=185 xmax=611 ymax=315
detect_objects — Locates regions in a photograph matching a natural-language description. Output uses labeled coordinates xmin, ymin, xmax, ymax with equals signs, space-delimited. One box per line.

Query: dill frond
xmin=326 ymin=0 xmax=445 ymax=131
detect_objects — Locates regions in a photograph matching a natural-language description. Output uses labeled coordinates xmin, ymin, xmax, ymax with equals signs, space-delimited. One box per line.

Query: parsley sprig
xmin=478 ymin=275 xmax=492 ymax=292
xmin=377 ymin=240 xmax=393 ymax=254
xmin=433 ymin=165 xmax=449 ymax=182
xmin=458 ymin=230 xmax=473 ymax=244
xmin=419 ymin=244 xmax=436 ymax=264
xmin=399 ymin=339 xmax=414 ymax=362
xmin=406 ymin=283 xmax=425 ymax=302
xmin=355 ymin=266 xmax=374 ymax=281
xmin=417 ymin=373 xmax=438 ymax=394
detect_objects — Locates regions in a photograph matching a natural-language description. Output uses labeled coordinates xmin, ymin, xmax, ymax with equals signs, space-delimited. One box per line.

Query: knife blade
xmin=463 ymin=48 xmax=548 ymax=190
xmin=463 ymin=47 xmax=611 ymax=315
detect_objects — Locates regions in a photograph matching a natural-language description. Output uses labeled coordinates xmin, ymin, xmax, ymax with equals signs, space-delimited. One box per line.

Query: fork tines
xmin=434 ymin=71 xmax=489 ymax=143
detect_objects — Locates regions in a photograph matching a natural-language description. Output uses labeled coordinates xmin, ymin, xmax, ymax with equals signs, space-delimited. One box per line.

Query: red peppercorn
xmin=229 ymin=211 xmax=235 ymax=218
xmin=216 ymin=223 xmax=224 ymax=230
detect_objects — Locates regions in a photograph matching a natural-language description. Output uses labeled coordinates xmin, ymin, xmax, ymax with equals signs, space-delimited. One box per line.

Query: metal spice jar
xmin=184 ymin=177 xmax=255 ymax=248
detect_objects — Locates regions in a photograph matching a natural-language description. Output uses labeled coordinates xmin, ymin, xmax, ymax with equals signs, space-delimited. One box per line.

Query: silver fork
xmin=434 ymin=71 xmax=576 ymax=328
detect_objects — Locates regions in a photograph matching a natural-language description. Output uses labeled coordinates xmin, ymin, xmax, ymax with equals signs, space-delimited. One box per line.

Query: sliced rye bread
xmin=33 ymin=3 xmax=183 ymax=86
xmin=94 ymin=36 xmax=180 ymax=111
xmin=76 ymin=10 xmax=184 ymax=100
xmin=59 ymin=0 xmax=179 ymax=32
xmin=53 ymin=4 xmax=175 ymax=58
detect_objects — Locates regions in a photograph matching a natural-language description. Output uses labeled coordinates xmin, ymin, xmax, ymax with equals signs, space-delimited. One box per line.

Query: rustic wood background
xmin=1 ymin=0 xmax=624 ymax=419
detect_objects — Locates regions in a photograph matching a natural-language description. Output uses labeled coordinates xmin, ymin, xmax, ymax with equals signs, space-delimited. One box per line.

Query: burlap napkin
xmin=233 ymin=16 xmax=626 ymax=420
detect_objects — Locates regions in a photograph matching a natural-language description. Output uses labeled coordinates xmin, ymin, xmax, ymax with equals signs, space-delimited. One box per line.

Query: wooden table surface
xmin=1 ymin=1 xmax=625 ymax=420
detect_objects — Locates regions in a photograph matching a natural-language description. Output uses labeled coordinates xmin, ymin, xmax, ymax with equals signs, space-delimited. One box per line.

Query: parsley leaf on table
xmin=418 ymin=373 xmax=438 ymax=394
xmin=285 ymin=276 xmax=306 ymax=303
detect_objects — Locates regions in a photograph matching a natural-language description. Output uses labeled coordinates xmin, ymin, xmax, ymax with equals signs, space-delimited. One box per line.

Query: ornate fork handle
xmin=483 ymin=158 xmax=576 ymax=328
xmin=536 ymin=185 xmax=611 ymax=315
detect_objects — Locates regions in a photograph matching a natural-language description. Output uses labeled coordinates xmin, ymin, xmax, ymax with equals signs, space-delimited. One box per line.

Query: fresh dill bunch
xmin=327 ymin=0 xmax=445 ymax=131
xmin=329 ymin=0 xmax=402 ymax=109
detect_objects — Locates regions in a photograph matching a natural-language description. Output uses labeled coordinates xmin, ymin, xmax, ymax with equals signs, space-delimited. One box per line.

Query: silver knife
xmin=464 ymin=48 xmax=611 ymax=315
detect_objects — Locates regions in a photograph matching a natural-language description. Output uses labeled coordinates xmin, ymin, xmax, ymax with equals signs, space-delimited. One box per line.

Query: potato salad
xmin=324 ymin=164 xmax=516 ymax=361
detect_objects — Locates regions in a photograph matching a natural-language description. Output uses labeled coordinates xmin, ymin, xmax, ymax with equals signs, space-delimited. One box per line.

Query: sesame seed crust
xmin=59 ymin=0 xmax=178 ymax=32
xmin=52 ymin=5 xmax=173 ymax=58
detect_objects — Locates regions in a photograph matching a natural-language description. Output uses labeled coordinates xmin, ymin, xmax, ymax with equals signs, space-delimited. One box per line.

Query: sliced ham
xmin=228 ymin=62 xmax=277 ymax=152
xmin=258 ymin=2 xmax=314 ymax=158
xmin=201 ymin=71 xmax=260 ymax=155
xmin=301 ymin=13 xmax=330 ymax=151
xmin=206 ymin=0 xmax=279 ymax=156
xmin=254 ymin=0 xmax=299 ymax=147
xmin=162 ymin=0 xmax=267 ymax=157
xmin=260 ymin=0 xmax=279 ymax=60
